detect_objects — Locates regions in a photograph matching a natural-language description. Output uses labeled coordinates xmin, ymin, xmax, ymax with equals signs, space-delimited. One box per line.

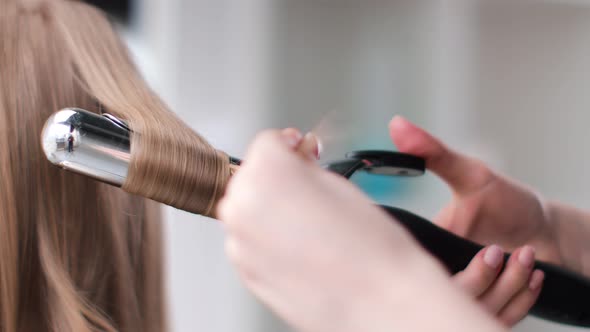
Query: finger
xmin=481 ymin=246 xmax=536 ymax=314
xmin=248 ymin=128 xmax=315 ymax=164
xmin=297 ymin=132 xmax=320 ymax=160
xmin=453 ymin=245 xmax=504 ymax=297
xmin=388 ymin=116 xmax=494 ymax=195
xmin=250 ymin=129 xmax=301 ymax=157
xmin=242 ymin=129 xmax=303 ymax=171
xmin=280 ymin=128 xmax=304 ymax=148
xmin=497 ymin=269 xmax=544 ymax=327
xmin=279 ymin=128 xmax=320 ymax=161
xmin=217 ymin=182 xmax=257 ymax=231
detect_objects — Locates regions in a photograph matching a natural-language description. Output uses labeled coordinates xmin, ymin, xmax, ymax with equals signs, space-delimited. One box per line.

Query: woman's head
xmin=0 ymin=1 xmax=165 ymax=331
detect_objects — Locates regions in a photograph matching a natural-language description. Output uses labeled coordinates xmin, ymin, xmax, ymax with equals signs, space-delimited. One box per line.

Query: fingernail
xmin=393 ymin=115 xmax=407 ymax=124
xmin=483 ymin=245 xmax=503 ymax=269
xmin=518 ymin=246 xmax=535 ymax=268
xmin=529 ymin=270 xmax=545 ymax=291
xmin=392 ymin=115 xmax=415 ymax=129
xmin=304 ymin=132 xmax=320 ymax=160
xmin=282 ymin=129 xmax=303 ymax=147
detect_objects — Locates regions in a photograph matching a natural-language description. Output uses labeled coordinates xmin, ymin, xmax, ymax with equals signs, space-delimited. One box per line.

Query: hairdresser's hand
xmin=390 ymin=117 xmax=560 ymax=264
xmin=391 ymin=117 xmax=552 ymax=325
xmin=218 ymin=129 xmax=506 ymax=332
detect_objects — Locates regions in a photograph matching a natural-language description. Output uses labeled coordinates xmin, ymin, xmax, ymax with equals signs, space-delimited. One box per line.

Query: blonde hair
xmin=54 ymin=1 xmax=232 ymax=217
xmin=0 ymin=0 xmax=167 ymax=331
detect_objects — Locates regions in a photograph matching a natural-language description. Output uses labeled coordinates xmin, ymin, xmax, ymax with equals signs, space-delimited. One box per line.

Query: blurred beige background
xmin=122 ymin=0 xmax=590 ymax=330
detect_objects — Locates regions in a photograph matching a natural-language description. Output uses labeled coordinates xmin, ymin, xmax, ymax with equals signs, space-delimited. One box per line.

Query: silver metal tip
xmin=41 ymin=108 xmax=80 ymax=164
xmin=41 ymin=108 xmax=130 ymax=187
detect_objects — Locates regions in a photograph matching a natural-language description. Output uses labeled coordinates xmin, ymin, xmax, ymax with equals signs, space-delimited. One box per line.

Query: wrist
xmin=526 ymin=198 xmax=562 ymax=265
xmin=354 ymin=252 xmax=444 ymax=332
xmin=540 ymin=200 xmax=590 ymax=273
xmin=368 ymin=253 xmax=505 ymax=332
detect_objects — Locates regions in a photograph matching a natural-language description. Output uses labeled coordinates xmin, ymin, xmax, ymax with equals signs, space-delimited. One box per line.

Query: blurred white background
xmin=119 ymin=0 xmax=590 ymax=331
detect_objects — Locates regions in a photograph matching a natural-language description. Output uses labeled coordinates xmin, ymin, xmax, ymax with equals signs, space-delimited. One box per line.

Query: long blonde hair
xmin=0 ymin=0 xmax=166 ymax=331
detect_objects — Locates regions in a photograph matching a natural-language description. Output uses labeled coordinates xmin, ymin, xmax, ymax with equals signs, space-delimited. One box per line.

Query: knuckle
xmin=453 ymin=272 xmax=488 ymax=297
xmin=500 ymin=311 xmax=525 ymax=327
xmin=251 ymin=130 xmax=280 ymax=151
xmin=282 ymin=127 xmax=301 ymax=138
xmin=452 ymin=272 xmax=472 ymax=291
xmin=471 ymin=158 xmax=496 ymax=184
xmin=500 ymin=316 xmax=515 ymax=327
xmin=216 ymin=196 xmax=231 ymax=221
xmin=223 ymin=171 xmax=247 ymax=200
xmin=253 ymin=129 xmax=275 ymax=142
xmin=465 ymin=263 xmax=494 ymax=284
xmin=484 ymin=298 xmax=505 ymax=315
xmin=460 ymin=269 xmax=481 ymax=285
xmin=225 ymin=239 xmax=259 ymax=283
xmin=220 ymin=194 xmax=262 ymax=236
xmin=504 ymin=263 xmax=531 ymax=284
xmin=246 ymin=131 xmax=288 ymax=167
xmin=225 ymin=237 xmax=244 ymax=265
xmin=216 ymin=193 xmax=249 ymax=230
xmin=236 ymin=264 xmax=259 ymax=286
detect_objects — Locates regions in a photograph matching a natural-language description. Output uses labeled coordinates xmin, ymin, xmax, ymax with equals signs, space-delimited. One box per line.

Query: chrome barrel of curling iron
xmin=41 ymin=108 xmax=130 ymax=186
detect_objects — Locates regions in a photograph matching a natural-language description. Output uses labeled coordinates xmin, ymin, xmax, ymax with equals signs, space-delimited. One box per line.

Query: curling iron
xmin=41 ymin=108 xmax=240 ymax=187
xmin=42 ymin=108 xmax=590 ymax=328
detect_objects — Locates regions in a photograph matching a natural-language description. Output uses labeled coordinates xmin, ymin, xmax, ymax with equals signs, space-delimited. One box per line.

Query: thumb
xmin=298 ymin=132 xmax=321 ymax=160
xmin=388 ymin=116 xmax=494 ymax=195
xmin=280 ymin=128 xmax=320 ymax=161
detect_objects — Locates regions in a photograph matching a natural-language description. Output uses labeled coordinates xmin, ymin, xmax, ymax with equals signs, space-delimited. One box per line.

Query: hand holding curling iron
xmin=217 ymin=123 xmax=541 ymax=332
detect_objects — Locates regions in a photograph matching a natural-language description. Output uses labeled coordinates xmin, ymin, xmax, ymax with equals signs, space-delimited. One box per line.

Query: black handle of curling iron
xmin=325 ymin=150 xmax=590 ymax=327
xmin=383 ymin=205 xmax=590 ymax=327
